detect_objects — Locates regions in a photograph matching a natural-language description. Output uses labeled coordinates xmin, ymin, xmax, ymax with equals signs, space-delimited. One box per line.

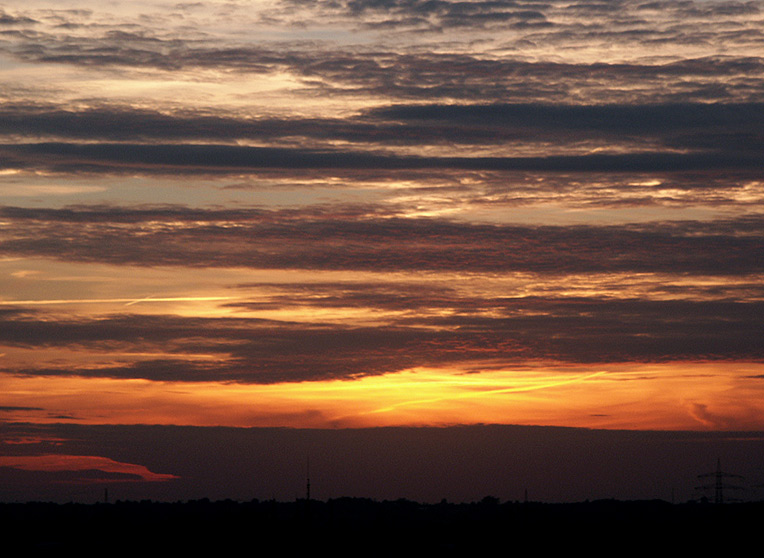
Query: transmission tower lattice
xmin=695 ymin=458 xmax=744 ymax=504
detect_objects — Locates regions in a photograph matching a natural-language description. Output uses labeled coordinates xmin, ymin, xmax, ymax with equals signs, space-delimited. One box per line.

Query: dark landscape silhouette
xmin=6 ymin=496 xmax=764 ymax=553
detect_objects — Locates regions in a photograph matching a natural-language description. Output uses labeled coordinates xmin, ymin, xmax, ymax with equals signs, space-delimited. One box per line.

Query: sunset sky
xmin=2 ymin=0 xmax=764 ymax=504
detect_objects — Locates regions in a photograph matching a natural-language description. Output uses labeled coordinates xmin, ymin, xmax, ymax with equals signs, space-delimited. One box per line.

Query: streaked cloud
xmin=5 ymin=141 xmax=764 ymax=176
xmin=1 ymin=205 xmax=762 ymax=274
xmin=2 ymin=290 xmax=764 ymax=384
xmin=1 ymin=0 xmax=763 ymax=441
xmin=0 ymin=454 xmax=179 ymax=483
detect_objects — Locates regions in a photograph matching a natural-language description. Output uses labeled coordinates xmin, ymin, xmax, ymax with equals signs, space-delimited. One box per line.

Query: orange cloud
xmin=0 ymin=455 xmax=178 ymax=483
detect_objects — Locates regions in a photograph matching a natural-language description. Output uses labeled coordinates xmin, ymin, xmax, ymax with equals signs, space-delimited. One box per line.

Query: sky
xmin=1 ymin=0 xmax=764 ymax=504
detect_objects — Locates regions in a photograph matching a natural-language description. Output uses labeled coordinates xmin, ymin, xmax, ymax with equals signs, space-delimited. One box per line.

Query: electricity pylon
xmin=695 ymin=458 xmax=744 ymax=504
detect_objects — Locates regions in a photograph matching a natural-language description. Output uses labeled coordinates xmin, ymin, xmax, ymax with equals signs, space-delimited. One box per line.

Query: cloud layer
xmin=1 ymin=0 xmax=763 ymax=434
xmin=2 ymin=206 xmax=763 ymax=274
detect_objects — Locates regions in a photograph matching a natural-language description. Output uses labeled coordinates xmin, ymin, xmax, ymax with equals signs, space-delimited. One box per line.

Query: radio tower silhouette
xmin=306 ymin=455 xmax=311 ymax=503
xmin=696 ymin=458 xmax=744 ymax=504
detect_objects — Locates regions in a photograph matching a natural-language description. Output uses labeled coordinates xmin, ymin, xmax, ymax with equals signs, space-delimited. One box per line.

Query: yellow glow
xmin=0 ymin=184 xmax=107 ymax=196
xmin=0 ymin=296 xmax=234 ymax=306
xmin=361 ymin=370 xmax=608 ymax=415
xmin=3 ymin=362 xmax=763 ymax=431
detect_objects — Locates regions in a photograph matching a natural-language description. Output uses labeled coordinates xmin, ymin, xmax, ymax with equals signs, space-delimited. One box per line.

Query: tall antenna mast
xmin=306 ymin=455 xmax=311 ymax=502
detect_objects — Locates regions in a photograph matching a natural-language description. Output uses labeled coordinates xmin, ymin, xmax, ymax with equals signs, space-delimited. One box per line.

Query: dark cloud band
xmin=2 ymin=206 xmax=763 ymax=275
xmin=3 ymin=142 xmax=763 ymax=174
xmin=2 ymin=294 xmax=764 ymax=383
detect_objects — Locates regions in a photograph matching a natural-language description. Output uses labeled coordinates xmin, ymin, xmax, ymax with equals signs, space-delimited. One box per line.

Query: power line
xmin=695 ymin=458 xmax=745 ymax=504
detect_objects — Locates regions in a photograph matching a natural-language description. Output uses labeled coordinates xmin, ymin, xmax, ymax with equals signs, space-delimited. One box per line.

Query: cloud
xmin=4 ymin=102 xmax=764 ymax=151
xmin=1 ymin=0 xmax=763 ymax=437
xmin=3 ymin=5 xmax=764 ymax=105
xmin=269 ymin=0 xmax=763 ymax=39
xmin=230 ymin=281 xmax=465 ymax=311
xmin=0 ymin=10 xmax=37 ymax=26
xmin=2 ymin=291 xmax=764 ymax=384
xmin=2 ymin=203 xmax=761 ymax=383
xmin=335 ymin=0 xmax=552 ymax=31
xmin=1 ymin=206 xmax=763 ymax=275
xmin=0 ymin=102 xmax=760 ymax=211
xmin=686 ymin=401 xmax=740 ymax=429
xmin=3 ymin=141 xmax=764 ymax=176
xmin=0 ymin=454 xmax=179 ymax=483
xmin=369 ymin=102 xmax=764 ymax=146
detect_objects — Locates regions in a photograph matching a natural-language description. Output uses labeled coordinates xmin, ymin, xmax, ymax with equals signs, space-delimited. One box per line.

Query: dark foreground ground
xmin=4 ymin=497 xmax=762 ymax=554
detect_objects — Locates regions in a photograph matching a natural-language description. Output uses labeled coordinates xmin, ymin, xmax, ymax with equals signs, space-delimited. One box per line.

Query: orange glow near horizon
xmin=3 ymin=362 xmax=764 ymax=431
xmin=2 ymin=3 xmax=764 ymax=504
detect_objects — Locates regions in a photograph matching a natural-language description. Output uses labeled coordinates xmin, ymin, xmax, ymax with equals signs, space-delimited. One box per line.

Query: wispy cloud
xmin=3 ymin=291 xmax=764 ymax=384
xmin=2 ymin=0 xmax=763 ymax=438
xmin=2 ymin=206 xmax=763 ymax=274
xmin=0 ymin=454 xmax=178 ymax=483
xmin=3 ymin=141 xmax=764 ymax=177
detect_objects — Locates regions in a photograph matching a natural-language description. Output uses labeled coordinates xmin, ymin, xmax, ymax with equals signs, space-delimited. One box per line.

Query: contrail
xmin=125 ymin=294 xmax=159 ymax=307
xmin=0 ymin=296 xmax=234 ymax=306
xmin=366 ymin=371 xmax=608 ymax=415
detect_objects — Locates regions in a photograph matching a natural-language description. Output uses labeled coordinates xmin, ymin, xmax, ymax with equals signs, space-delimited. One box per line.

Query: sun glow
xmin=3 ymin=363 xmax=763 ymax=431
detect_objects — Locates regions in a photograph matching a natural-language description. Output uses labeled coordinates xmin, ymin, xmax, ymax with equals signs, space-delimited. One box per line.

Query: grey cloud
xmin=277 ymin=0 xmax=552 ymax=30
xmin=4 ymin=16 xmax=764 ymax=104
xmin=0 ymin=313 xmax=447 ymax=382
xmin=230 ymin=281 xmax=464 ymax=312
xmin=230 ymin=279 xmax=764 ymax=313
xmin=637 ymin=0 xmax=762 ymax=17
xmin=3 ymin=141 xmax=763 ymax=175
xmin=0 ymin=307 xmax=34 ymax=317
xmin=275 ymin=0 xmax=762 ymax=32
xmin=0 ymin=11 xmax=37 ymax=26
xmin=4 ymin=102 xmax=764 ymax=154
xmin=0 ymin=104 xmax=441 ymax=147
xmin=264 ymin=0 xmax=764 ymax=64
xmin=366 ymin=102 xmax=764 ymax=153
xmin=233 ymin=278 xmax=764 ymax=309
xmin=406 ymin=297 xmax=764 ymax=363
xmin=2 ymin=206 xmax=763 ymax=275
xmin=3 ymin=295 xmax=764 ymax=384
xmin=370 ymin=102 xmax=764 ymax=134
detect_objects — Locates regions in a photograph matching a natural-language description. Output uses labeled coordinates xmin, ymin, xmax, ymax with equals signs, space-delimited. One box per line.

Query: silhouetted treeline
xmin=4 ymin=497 xmax=763 ymax=553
